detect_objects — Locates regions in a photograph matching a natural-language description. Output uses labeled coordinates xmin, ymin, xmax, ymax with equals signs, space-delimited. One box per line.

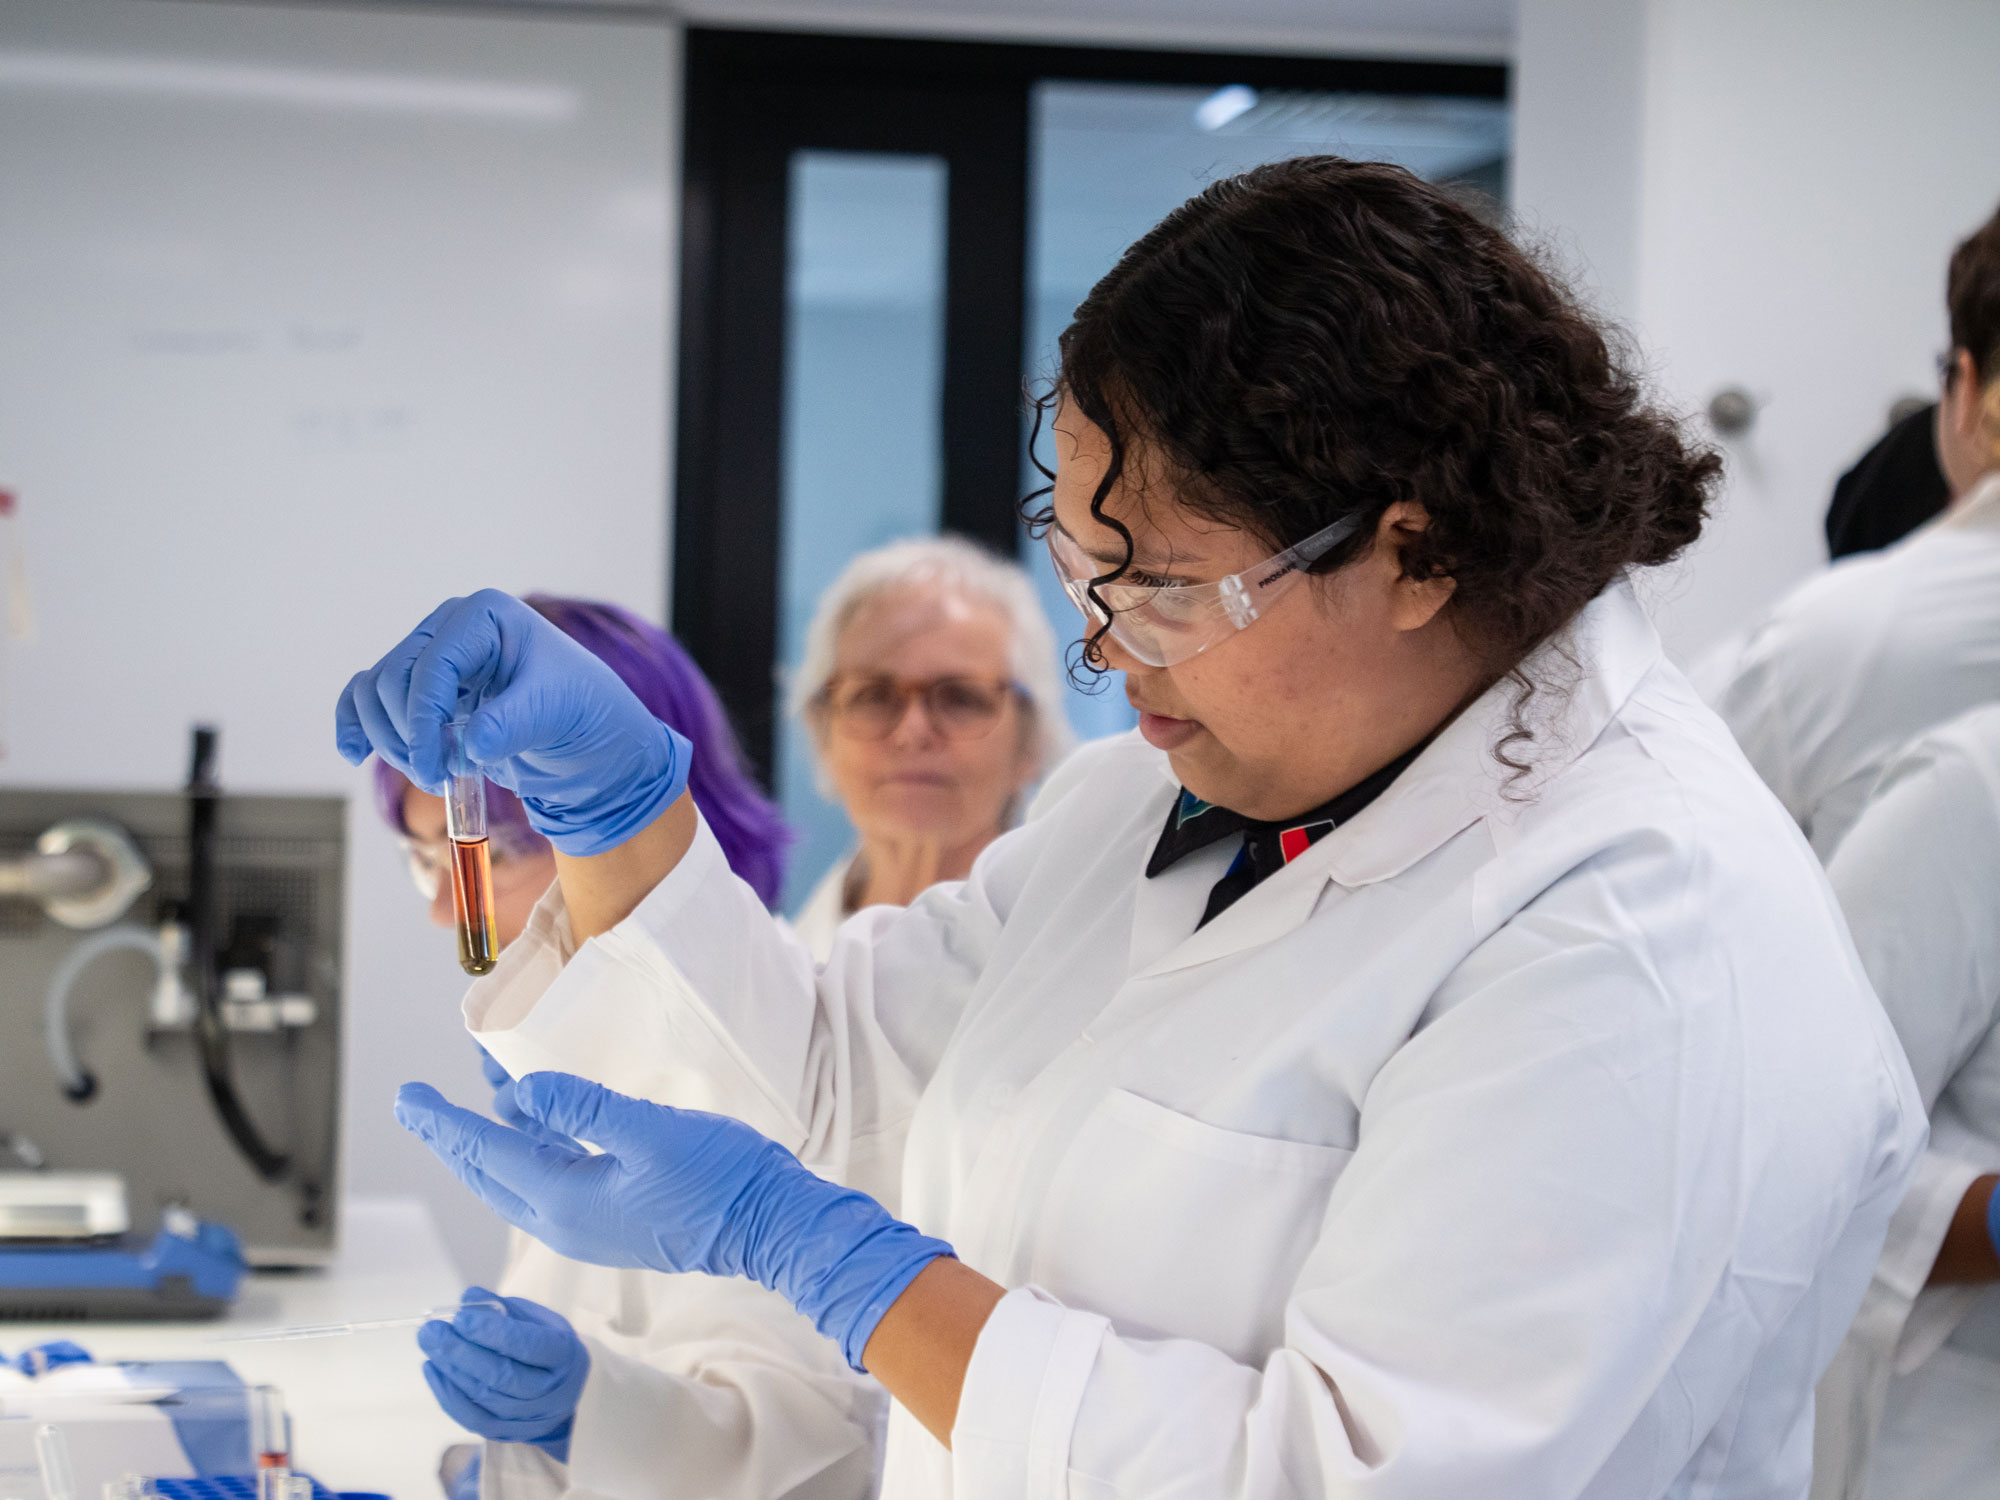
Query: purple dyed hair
xmin=372 ymin=593 xmax=792 ymax=907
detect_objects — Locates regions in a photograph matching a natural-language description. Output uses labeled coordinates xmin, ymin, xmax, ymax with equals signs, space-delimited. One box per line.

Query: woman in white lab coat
xmin=1701 ymin=200 xmax=2000 ymax=861
xmin=375 ymin=594 xmax=880 ymax=1500
xmin=785 ymin=537 xmax=1070 ymax=960
xmin=353 ymin=156 xmax=1924 ymax=1499
xmin=1811 ymin=704 xmax=2000 ymax=1500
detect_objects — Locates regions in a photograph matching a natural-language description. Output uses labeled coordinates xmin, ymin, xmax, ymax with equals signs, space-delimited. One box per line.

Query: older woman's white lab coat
xmin=1810 ymin=705 xmax=2000 ymax=1500
xmin=469 ymin=580 xmax=1923 ymax=1500
xmin=477 ymin=1240 xmax=882 ymax=1500
xmin=788 ymin=853 xmax=856 ymax=965
xmin=472 ymin=873 xmax=885 ymax=1500
xmin=1707 ymin=473 xmax=2000 ymax=860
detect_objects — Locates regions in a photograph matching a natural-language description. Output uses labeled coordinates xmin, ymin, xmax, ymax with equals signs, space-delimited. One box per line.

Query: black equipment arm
xmin=186 ymin=725 xmax=288 ymax=1180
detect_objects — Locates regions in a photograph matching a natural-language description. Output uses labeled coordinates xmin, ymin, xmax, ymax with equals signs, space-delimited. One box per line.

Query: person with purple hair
xmin=379 ymin=594 xmax=789 ymax=947
xmin=372 ymin=595 xmax=880 ymax=1500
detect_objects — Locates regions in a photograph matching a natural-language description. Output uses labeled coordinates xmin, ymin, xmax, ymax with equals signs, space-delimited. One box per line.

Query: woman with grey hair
xmin=788 ymin=535 xmax=1073 ymax=958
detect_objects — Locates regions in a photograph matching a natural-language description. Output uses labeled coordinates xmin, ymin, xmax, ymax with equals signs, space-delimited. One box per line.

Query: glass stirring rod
xmin=442 ymin=715 xmax=498 ymax=976
xmin=208 ymin=1297 xmax=506 ymax=1345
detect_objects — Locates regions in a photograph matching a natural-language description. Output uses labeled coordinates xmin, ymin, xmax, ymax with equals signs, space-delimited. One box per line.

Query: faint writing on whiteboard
xmin=293 ymin=405 xmax=414 ymax=453
xmin=288 ymin=323 xmax=362 ymax=353
xmin=128 ymin=327 xmax=259 ymax=355
xmin=126 ymin=322 xmax=364 ymax=355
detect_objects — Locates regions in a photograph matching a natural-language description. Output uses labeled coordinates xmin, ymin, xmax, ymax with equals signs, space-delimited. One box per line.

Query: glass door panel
xmin=776 ymin=150 xmax=949 ymax=908
xmin=1022 ymin=81 xmax=1511 ymax=742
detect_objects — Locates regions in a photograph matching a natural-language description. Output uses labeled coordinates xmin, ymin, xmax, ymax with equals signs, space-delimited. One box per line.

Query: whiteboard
xmin=0 ymin=0 xmax=677 ymax=1280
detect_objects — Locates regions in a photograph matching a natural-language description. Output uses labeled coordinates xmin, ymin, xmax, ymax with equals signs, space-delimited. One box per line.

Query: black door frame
xmin=674 ymin=27 xmax=1508 ymax=781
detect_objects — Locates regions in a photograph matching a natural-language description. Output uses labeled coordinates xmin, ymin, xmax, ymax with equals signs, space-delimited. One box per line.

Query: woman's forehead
xmin=1049 ymin=402 xmax=1267 ymax=568
xmin=401 ymin=784 xmax=448 ymax=836
xmin=1051 ymin=461 xmax=1258 ymax=574
xmin=835 ymin=585 xmax=1012 ymax=674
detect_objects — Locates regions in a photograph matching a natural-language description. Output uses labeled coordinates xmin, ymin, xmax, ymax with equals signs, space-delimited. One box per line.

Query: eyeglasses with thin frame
xmin=400 ymin=829 xmax=543 ymax=902
xmin=818 ymin=674 xmax=1023 ymax=742
xmin=1045 ymin=513 xmax=1364 ymax=668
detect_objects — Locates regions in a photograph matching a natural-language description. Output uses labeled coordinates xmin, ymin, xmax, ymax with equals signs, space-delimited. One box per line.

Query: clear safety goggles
xmin=400 ymin=829 xmax=542 ymax=902
xmin=1045 ymin=513 xmax=1365 ymax=668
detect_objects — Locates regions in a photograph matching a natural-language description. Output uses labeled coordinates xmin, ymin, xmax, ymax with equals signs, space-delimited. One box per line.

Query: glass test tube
xmin=442 ymin=717 xmax=498 ymax=976
xmin=35 ymin=1425 xmax=75 ymax=1500
xmin=249 ymin=1383 xmax=291 ymax=1476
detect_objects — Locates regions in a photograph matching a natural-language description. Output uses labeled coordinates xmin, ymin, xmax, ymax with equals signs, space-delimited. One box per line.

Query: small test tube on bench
xmin=251 ymin=1383 xmax=291 ymax=1500
xmin=36 ymin=1425 xmax=76 ymax=1500
xmin=442 ymin=716 xmax=498 ymax=976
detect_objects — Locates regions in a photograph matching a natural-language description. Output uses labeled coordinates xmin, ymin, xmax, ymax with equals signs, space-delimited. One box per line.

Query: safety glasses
xmin=819 ymin=675 xmax=1023 ymax=742
xmin=400 ymin=830 xmax=542 ymax=902
xmin=1045 ymin=513 xmax=1365 ymax=668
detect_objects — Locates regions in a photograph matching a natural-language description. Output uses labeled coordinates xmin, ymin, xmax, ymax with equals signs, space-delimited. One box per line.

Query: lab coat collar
xmin=1130 ymin=578 xmax=1663 ymax=979
xmin=1942 ymin=472 xmax=2000 ymax=530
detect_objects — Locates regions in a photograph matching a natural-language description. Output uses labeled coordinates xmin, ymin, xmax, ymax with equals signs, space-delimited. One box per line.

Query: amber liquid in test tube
xmin=443 ymin=717 xmax=498 ymax=976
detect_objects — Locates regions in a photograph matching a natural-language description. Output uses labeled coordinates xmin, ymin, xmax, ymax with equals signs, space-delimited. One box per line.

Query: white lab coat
xmin=1810 ymin=705 xmax=2000 ymax=1500
xmin=788 ymin=853 xmax=855 ymax=964
xmin=473 ymin=904 xmax=883 ymax=1499
xmin=468 ymin=580 xmax=1924 ymax=1500
xmin=1707 ymin=473 xmax=2000 ymax=860
xmin=476 ymin=1240 xmax=882 ymax=1500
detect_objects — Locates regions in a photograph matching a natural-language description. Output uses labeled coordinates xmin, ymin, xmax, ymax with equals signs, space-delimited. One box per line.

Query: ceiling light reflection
xmin=0 ymin=50 xmax=579 ymax=122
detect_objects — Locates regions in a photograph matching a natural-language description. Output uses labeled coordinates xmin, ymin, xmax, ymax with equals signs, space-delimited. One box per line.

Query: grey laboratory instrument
xmin=0 ymin=761 xmax=345 ymax=1271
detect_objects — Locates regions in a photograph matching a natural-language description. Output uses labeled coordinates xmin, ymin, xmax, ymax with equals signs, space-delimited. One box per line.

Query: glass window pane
xmin=777 ymin=150 xmax=948 ymax=910
xmin=1022 ymin=82 xmax=1511 ymax=742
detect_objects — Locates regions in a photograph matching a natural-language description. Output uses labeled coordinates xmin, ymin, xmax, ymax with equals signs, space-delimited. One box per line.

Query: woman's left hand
xmin=419 ymin=1288 xmax=588 ymax=1461
xmin=395 ymin=1074 xmax=954 ymax=1370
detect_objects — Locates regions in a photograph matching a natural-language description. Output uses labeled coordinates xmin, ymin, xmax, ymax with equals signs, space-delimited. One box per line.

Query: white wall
xmin=0 ymin=0 xmax=678 ymax=1282
xmin=1514 ymin=0 xmax=2000 ymax=663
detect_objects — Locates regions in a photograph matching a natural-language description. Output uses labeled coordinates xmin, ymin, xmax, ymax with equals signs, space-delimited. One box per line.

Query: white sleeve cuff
xmin=459 ymin=815 xmax=810 ymax=1148
xmin=1883 ymin=1152 xmax=1989 ymax=1373
xmin=951 ymin=1287 xmax=1108 ymax=1500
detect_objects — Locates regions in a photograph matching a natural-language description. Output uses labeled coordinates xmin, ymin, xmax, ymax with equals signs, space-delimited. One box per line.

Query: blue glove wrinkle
xmin=757 ymin=1176 xmax=955 ymax=1371
xmin=335 ymin=591 xmax=692 ymax=856
xmin=1986 ymin=1175 xmax=2000 ymax=1260
xmin=511 ymin=717 xmax=688 ymax=858
xmin=399 ymin=1075 xmax=956 ymax=1373
xmin=532 ymin=1416 xmax=573 ymax=1465
xmin=417 ymin=1287 xmax=587 ymax=1461
xmin=478 ymin=1046 xmax=512 ymax=1090
xmin=525 ymin=1073 xmax=951 ymax=1371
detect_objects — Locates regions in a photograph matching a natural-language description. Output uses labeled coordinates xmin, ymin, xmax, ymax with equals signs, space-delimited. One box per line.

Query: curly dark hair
xmin=1028 ymin=155 xmax=1720 ymax=770
xmin=1947 ymin=198 xmax=2000 ymax=383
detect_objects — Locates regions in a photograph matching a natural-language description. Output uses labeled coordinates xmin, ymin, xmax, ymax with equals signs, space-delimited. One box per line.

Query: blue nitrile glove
xmin=14 ymin=1340 xmax=91 ymax=1376
xmin=478 ymin=1046 xmax=570 ymax=1149
xmin=417 ymin=1287 xmax=589 ymax=1462
xmin=334 ymin=589 xmax=690 ymax=856
xmin=1985 ymin=1177 xmax=2000 ymax=1261
xmin=396 ymin=1075 xmax=954 ymax=1371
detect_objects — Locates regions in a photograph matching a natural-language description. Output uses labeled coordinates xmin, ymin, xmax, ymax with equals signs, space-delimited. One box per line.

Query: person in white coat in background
xmin=787 ymin=537 xmax=1072 ymax=960
xmin=353 ymin=157 xmax=1924 ymax=1500
xmin=1705 ymin=202 xmax=2000 ymax=860
xmin=372 ymin=595 xmax=881 ymax=1500
xmin=1811 ymin=704 xmax=2000 ymax=1500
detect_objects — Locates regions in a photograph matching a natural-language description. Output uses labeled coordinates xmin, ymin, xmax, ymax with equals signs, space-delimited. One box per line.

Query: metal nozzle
xmin=0 ymin=819 xmax=152 ymax=929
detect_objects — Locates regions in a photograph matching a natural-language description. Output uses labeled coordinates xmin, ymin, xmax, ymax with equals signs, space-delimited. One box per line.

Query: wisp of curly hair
xmin=1027 ymin=155 xmax=1720 ymax=771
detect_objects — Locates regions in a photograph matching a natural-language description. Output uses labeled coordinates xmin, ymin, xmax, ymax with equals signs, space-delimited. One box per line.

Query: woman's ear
xmin=1370 ymin=501 xmax=1456 ymax=632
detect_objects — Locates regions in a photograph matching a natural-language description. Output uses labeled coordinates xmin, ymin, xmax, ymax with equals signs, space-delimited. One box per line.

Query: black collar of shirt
xmin=1145 ymin=745 xmax=1422 ymax=927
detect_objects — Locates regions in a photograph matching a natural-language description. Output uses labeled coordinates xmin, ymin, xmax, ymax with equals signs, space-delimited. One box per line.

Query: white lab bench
xmin=5 ymin=1198 xmax=471 ymax=1499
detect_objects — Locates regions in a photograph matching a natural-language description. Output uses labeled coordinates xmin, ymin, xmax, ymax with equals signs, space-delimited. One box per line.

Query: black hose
xmin=186 ymin=725 xmax=288 ymax=1180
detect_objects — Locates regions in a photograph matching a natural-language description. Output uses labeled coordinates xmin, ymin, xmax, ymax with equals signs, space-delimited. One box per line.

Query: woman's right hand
xmin=335 ymin=590 xmax=690 ymax=856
